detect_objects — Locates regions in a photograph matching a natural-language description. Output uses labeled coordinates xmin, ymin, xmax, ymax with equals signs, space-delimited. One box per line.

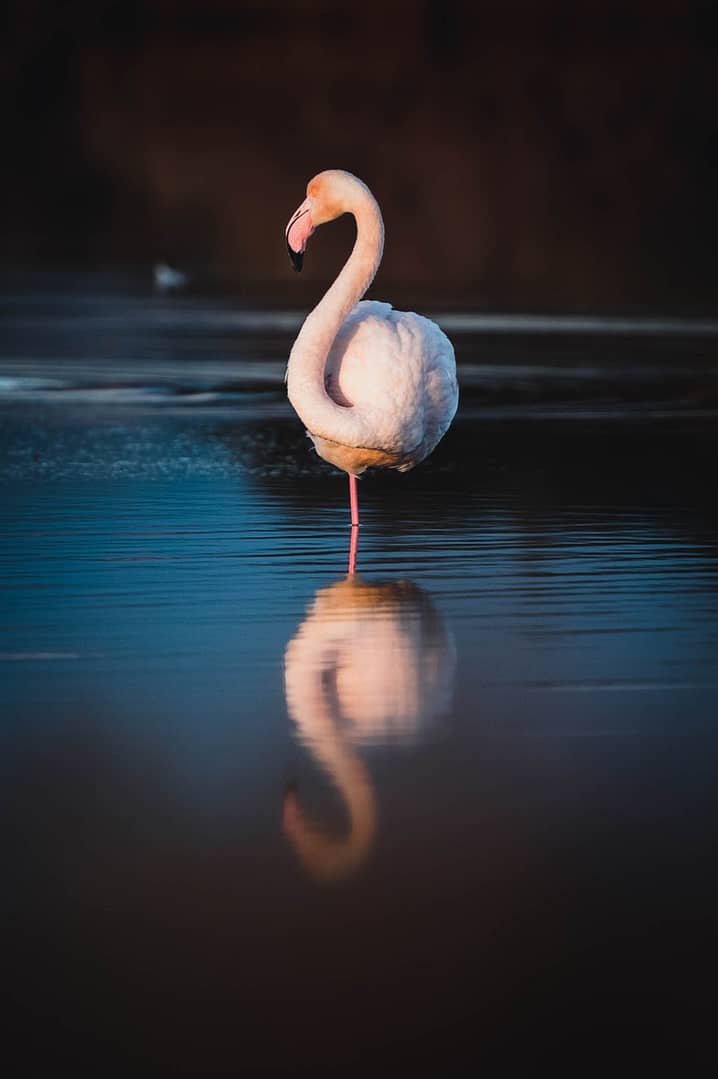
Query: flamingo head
xmin=285 ymin=170 xmax=366 ymax=272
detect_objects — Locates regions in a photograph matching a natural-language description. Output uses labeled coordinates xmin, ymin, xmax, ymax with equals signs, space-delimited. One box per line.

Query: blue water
xmin=2 ymin=280 xmax=718 ymax=1072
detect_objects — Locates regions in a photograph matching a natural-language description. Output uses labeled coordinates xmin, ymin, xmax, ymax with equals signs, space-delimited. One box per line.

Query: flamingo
xmin=285 ymin=170 xmax=458 ymax=559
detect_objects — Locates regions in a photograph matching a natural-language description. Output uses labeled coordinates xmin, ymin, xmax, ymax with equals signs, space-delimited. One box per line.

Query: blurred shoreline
xmin=2 ymin=272 xmax=717 ymax=415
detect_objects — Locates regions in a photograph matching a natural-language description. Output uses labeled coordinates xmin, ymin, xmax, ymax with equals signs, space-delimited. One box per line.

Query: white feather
xmin=325 ymin=300 xmax=458 ymax=466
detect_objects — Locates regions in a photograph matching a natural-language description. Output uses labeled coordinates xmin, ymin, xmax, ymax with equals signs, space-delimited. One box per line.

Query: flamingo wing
xmin=325 ymin=301 xmax=458 ymax=463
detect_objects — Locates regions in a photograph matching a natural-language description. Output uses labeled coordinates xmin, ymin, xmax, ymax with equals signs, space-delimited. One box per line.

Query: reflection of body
xmin=283 ymin=577 xmax=455 ymax=883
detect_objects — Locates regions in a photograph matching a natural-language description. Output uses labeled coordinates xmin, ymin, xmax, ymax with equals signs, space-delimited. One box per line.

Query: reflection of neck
xmin=283 ymin=641 xmax=377 ymax=884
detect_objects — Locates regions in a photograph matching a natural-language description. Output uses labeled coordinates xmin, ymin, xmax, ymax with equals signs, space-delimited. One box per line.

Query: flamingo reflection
xmin=283 ymin=576 xmax=455 ymax=883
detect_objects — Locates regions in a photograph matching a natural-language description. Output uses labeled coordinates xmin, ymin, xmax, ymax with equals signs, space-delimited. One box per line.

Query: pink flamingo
xmin=285 ymin=170 xmax=458 ymax=570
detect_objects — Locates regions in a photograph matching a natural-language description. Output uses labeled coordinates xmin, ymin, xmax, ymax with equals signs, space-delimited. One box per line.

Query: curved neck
xmin=283 ymin=596 xmax=378 ymax=883
xmin=302 ymin=188 xmax=384 ymax=355
xmin=282 ymin=731 xmax=376 ymax=884
xmin=286 ymin=186 xmax=384 ymax=441
xmin=283 ymin=665 xmax=377 ymax=883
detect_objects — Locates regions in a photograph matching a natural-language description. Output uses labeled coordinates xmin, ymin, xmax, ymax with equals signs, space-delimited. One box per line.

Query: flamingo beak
xmin=285 ymin=197 xmax=315 ymax=272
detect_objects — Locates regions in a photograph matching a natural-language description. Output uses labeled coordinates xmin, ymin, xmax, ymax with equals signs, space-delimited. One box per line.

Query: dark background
xmin=3 ymin=0 xmax=718 ymax=308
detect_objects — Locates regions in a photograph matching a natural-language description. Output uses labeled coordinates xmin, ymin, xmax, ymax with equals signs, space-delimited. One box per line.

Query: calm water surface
xmin=2 ymin=282 xmax=718 ymax=1072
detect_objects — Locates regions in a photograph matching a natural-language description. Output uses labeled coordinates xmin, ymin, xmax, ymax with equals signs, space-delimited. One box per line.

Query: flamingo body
xmin=321 ymin=300 xmax=457 ymax=473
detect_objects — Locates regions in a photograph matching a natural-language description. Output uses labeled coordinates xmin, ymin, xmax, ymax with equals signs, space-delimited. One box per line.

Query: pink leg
xmin=348 ymin=474 xmax=359 ymax=575
xmin=349 ymin=473 xmax=360 ymax=528
xmin=348 ymin=521 xmax=358 ymax=575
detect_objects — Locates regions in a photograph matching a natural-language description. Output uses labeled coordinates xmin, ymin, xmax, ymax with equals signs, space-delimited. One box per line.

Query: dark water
xmin=2 ymin=281 xmax=718 ymax=1072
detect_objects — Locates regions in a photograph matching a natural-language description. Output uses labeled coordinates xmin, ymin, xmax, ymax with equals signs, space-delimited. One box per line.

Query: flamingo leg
xmin=348 ymin=474 xmax=359 ymax=575
xmin=348 ymin=521 xmax=358 ymax=575
xmin=349 ymin=473 xmax=360 ymax=528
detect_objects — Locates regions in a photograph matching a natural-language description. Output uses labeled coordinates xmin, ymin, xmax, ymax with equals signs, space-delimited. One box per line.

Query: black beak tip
xmin=287 ymin=241 xmax=303 ymax=273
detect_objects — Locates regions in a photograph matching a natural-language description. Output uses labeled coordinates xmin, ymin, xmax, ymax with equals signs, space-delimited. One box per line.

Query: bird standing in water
xmin=285 ymin=170 xmax=458 ymax=568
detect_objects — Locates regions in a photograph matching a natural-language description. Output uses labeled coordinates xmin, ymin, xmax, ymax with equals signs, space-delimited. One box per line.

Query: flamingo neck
xmin=286 ymin=184 xmax=384 ymax=442
xmin=283 ymin=736 xmax=376 ymax=884
xmin=283 ymin=624 xmax=377 ymax=882
xmin=302 ymin=188 xmax=384 ymax=355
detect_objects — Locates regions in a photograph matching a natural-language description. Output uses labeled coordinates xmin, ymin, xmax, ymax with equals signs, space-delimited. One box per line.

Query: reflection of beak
xmin=285 ymin=197 xmax=314 ymax=273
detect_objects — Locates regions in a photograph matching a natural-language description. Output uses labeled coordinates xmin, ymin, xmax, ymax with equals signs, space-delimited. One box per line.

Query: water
xmin=2 ymin=280 xmax=718 ymax=1071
